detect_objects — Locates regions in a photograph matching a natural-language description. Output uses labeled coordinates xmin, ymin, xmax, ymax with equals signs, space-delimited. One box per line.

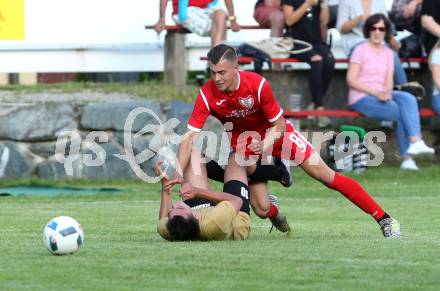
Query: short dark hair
xmin=363 ymin=13 xmax=392 ymax=42
xmin=207 ymin=44 xmax=237 ymax=65
xmin=166 ymin=215 xmax=201 ymax=241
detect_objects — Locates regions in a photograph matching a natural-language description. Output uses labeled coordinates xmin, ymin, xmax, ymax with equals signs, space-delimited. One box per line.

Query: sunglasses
xmin=369 ymin=26 xmax=386 ymax=32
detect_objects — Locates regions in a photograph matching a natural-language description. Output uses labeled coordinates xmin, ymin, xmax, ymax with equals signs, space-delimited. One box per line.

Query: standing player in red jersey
xmin=171 ymin=44 xmax=401 ymax=238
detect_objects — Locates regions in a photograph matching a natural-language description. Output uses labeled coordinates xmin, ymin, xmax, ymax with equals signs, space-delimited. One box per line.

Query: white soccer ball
xmin=43 ymin=216 xmax=84 ymax=255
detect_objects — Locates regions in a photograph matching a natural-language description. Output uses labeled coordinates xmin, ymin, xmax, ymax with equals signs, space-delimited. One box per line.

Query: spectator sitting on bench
xmin=254 ymin=0 xmax=285 ymax=70
xmin=429 ymin=40 xmax=440 ymax=116
xmin=337 ymin=0 xmax=408 ymax=86
xmin=254 ymin=0 xmax=285 ymax=37
xmin=347 ymin=13 xmax=434 ymax=171
xmin=153 ymin=0 xmax=240 ymax=47
xmin=282 ymin=0 xmax=335 ymax=127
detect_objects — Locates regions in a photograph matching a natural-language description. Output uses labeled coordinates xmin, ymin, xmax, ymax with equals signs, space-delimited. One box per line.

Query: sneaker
xmin=317 ymin=116 xmax=331 ymax=127
xmin=380 ymin=120 xmax=393 ymax=129
xmin=379 ymin=217 xmax=401 ymax=238
xmin=406 ymin=140 xmax=435 ymax=156
xmin=268 ymin=194 xmax=291 ymax=233
xmin=316 ymin=107 xmax=331 ymax=127
xmin=273 ymin=158 xmax=293 ymax=187
xmin=400 ymin=158 xmax=419 ymax=171
xmin=306 ymin=103 xmax=316 ymax=121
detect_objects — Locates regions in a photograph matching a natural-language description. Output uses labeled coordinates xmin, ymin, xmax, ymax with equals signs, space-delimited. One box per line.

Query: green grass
xmin=0 ymin=80 xmax=199 ymax=103
xmin=1 ymin=166 xmax=440 ymax=290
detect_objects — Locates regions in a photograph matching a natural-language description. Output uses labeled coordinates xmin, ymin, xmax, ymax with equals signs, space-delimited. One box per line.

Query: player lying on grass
xmin=156 ymin=161 xmax=250 ymax=241
xmin=167 ymin=146 xmax=294 ymax=233
xmin=156 ymin=144 xmax=295 ymax=241
xmin=202 ymin=151 xmax=292 ymax=233
xmin=169 ymin=44 xmax=401 ymax=238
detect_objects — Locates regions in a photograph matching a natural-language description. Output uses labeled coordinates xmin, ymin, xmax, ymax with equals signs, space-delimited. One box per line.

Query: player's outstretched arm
xmin=263 ymin=117 xmax=286 ymax=152
xmin=249 ymin=117 xmax=286 ymax=154
xmin=156 ymin=162 xmax=173 ymax=219
xmin=180 ymin=182 xmax=243 ymax=214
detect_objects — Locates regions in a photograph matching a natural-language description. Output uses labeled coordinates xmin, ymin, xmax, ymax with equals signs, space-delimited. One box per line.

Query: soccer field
xmin=1 ymin=166 xmax=439 ymax=290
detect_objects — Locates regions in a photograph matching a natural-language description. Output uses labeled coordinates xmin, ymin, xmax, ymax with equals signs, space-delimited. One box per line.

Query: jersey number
xmin=289 ymin=132 xmax=307 ymax=153
xmin=240 ymin=187 xmax=249 ymax=200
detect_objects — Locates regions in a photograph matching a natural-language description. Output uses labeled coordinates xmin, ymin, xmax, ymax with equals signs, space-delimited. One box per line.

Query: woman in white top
xmin=337 ymin=0 xmax=408 ymax=85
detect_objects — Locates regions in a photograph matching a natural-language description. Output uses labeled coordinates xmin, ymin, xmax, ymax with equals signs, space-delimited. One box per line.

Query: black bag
xmin=398 ymin=34 xmax=425 ymax=59
xmin=237 ymin=43 xmax=272 ymax=73
xmin=394 ymin=81 xmax=425 ymax=99
xmin=394 ymin=81 xmax=426 ymax=108
xmin=237 ymin=37 xmax=312 ymax=73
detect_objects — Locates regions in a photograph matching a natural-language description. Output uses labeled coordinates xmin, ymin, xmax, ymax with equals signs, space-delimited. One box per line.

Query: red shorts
xmin=253 ymin=5 xmax=283 ymax=28
xmin=232 ymin=120 xmax=315 ymax=165
xmin=271 ymin=119 xmax=315 ymax=165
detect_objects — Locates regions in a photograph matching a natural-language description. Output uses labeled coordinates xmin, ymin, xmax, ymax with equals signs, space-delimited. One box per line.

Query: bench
xmin=200 ymin=56 xmax=428 ymax=66
xmin=200 ymin=54 xmax=433 ymax=123
xmin=283 ymin=108 xmax=436 ymax=119
xmin=144 ymin=25 xmax=262 ymax=31
xmin=145 ymin=24 xmax=267 ymax=85
xmin=146 ymin=23 xmax=429 ymax=87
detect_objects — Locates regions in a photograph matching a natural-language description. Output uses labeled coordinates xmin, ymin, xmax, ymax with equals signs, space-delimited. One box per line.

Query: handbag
xmin=246 ymin=37 xmax=313 ymax=59
xmin=237 ymin=37 xmax=313 ymax=72
xmin=398 ymin=34 xmax=426 ymax=59
xmin=236 ymin=43 xmax=272 ymax=73
xmin=394 ymin=81 xmax=426 ymax=109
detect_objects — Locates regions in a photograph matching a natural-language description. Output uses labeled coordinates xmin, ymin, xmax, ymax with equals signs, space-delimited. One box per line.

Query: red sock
xmin=328 ymin=173 xmax=385 ymax=220
xmin=267 ymin=203 xmax=278 ymax=219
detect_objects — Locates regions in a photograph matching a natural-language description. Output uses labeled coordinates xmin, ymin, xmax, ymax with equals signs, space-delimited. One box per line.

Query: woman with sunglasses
xmin=347 ymin=13 xmax=435 ymax=170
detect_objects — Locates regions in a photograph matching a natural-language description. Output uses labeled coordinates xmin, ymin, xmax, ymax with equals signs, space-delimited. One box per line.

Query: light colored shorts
xmin=172 ymin=2 xmax=227 ymax=36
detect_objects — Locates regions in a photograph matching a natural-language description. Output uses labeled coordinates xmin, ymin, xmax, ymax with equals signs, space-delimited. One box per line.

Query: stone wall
xmin=0 ymin=100 xmax=229 ymax=180
xmin=0 ymin=97 xmax=439 ymax=180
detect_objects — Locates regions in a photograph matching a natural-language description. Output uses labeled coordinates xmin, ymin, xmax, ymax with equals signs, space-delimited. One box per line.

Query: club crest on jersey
xmin=238 ymin=96 xmax=254 ymax=109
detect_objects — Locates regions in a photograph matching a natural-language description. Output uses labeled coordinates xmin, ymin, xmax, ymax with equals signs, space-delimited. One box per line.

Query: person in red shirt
xmin=153 ymin=0 xmax=240 ymax=47
xmin=170 ymin=44 xmax=401 ymax=238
